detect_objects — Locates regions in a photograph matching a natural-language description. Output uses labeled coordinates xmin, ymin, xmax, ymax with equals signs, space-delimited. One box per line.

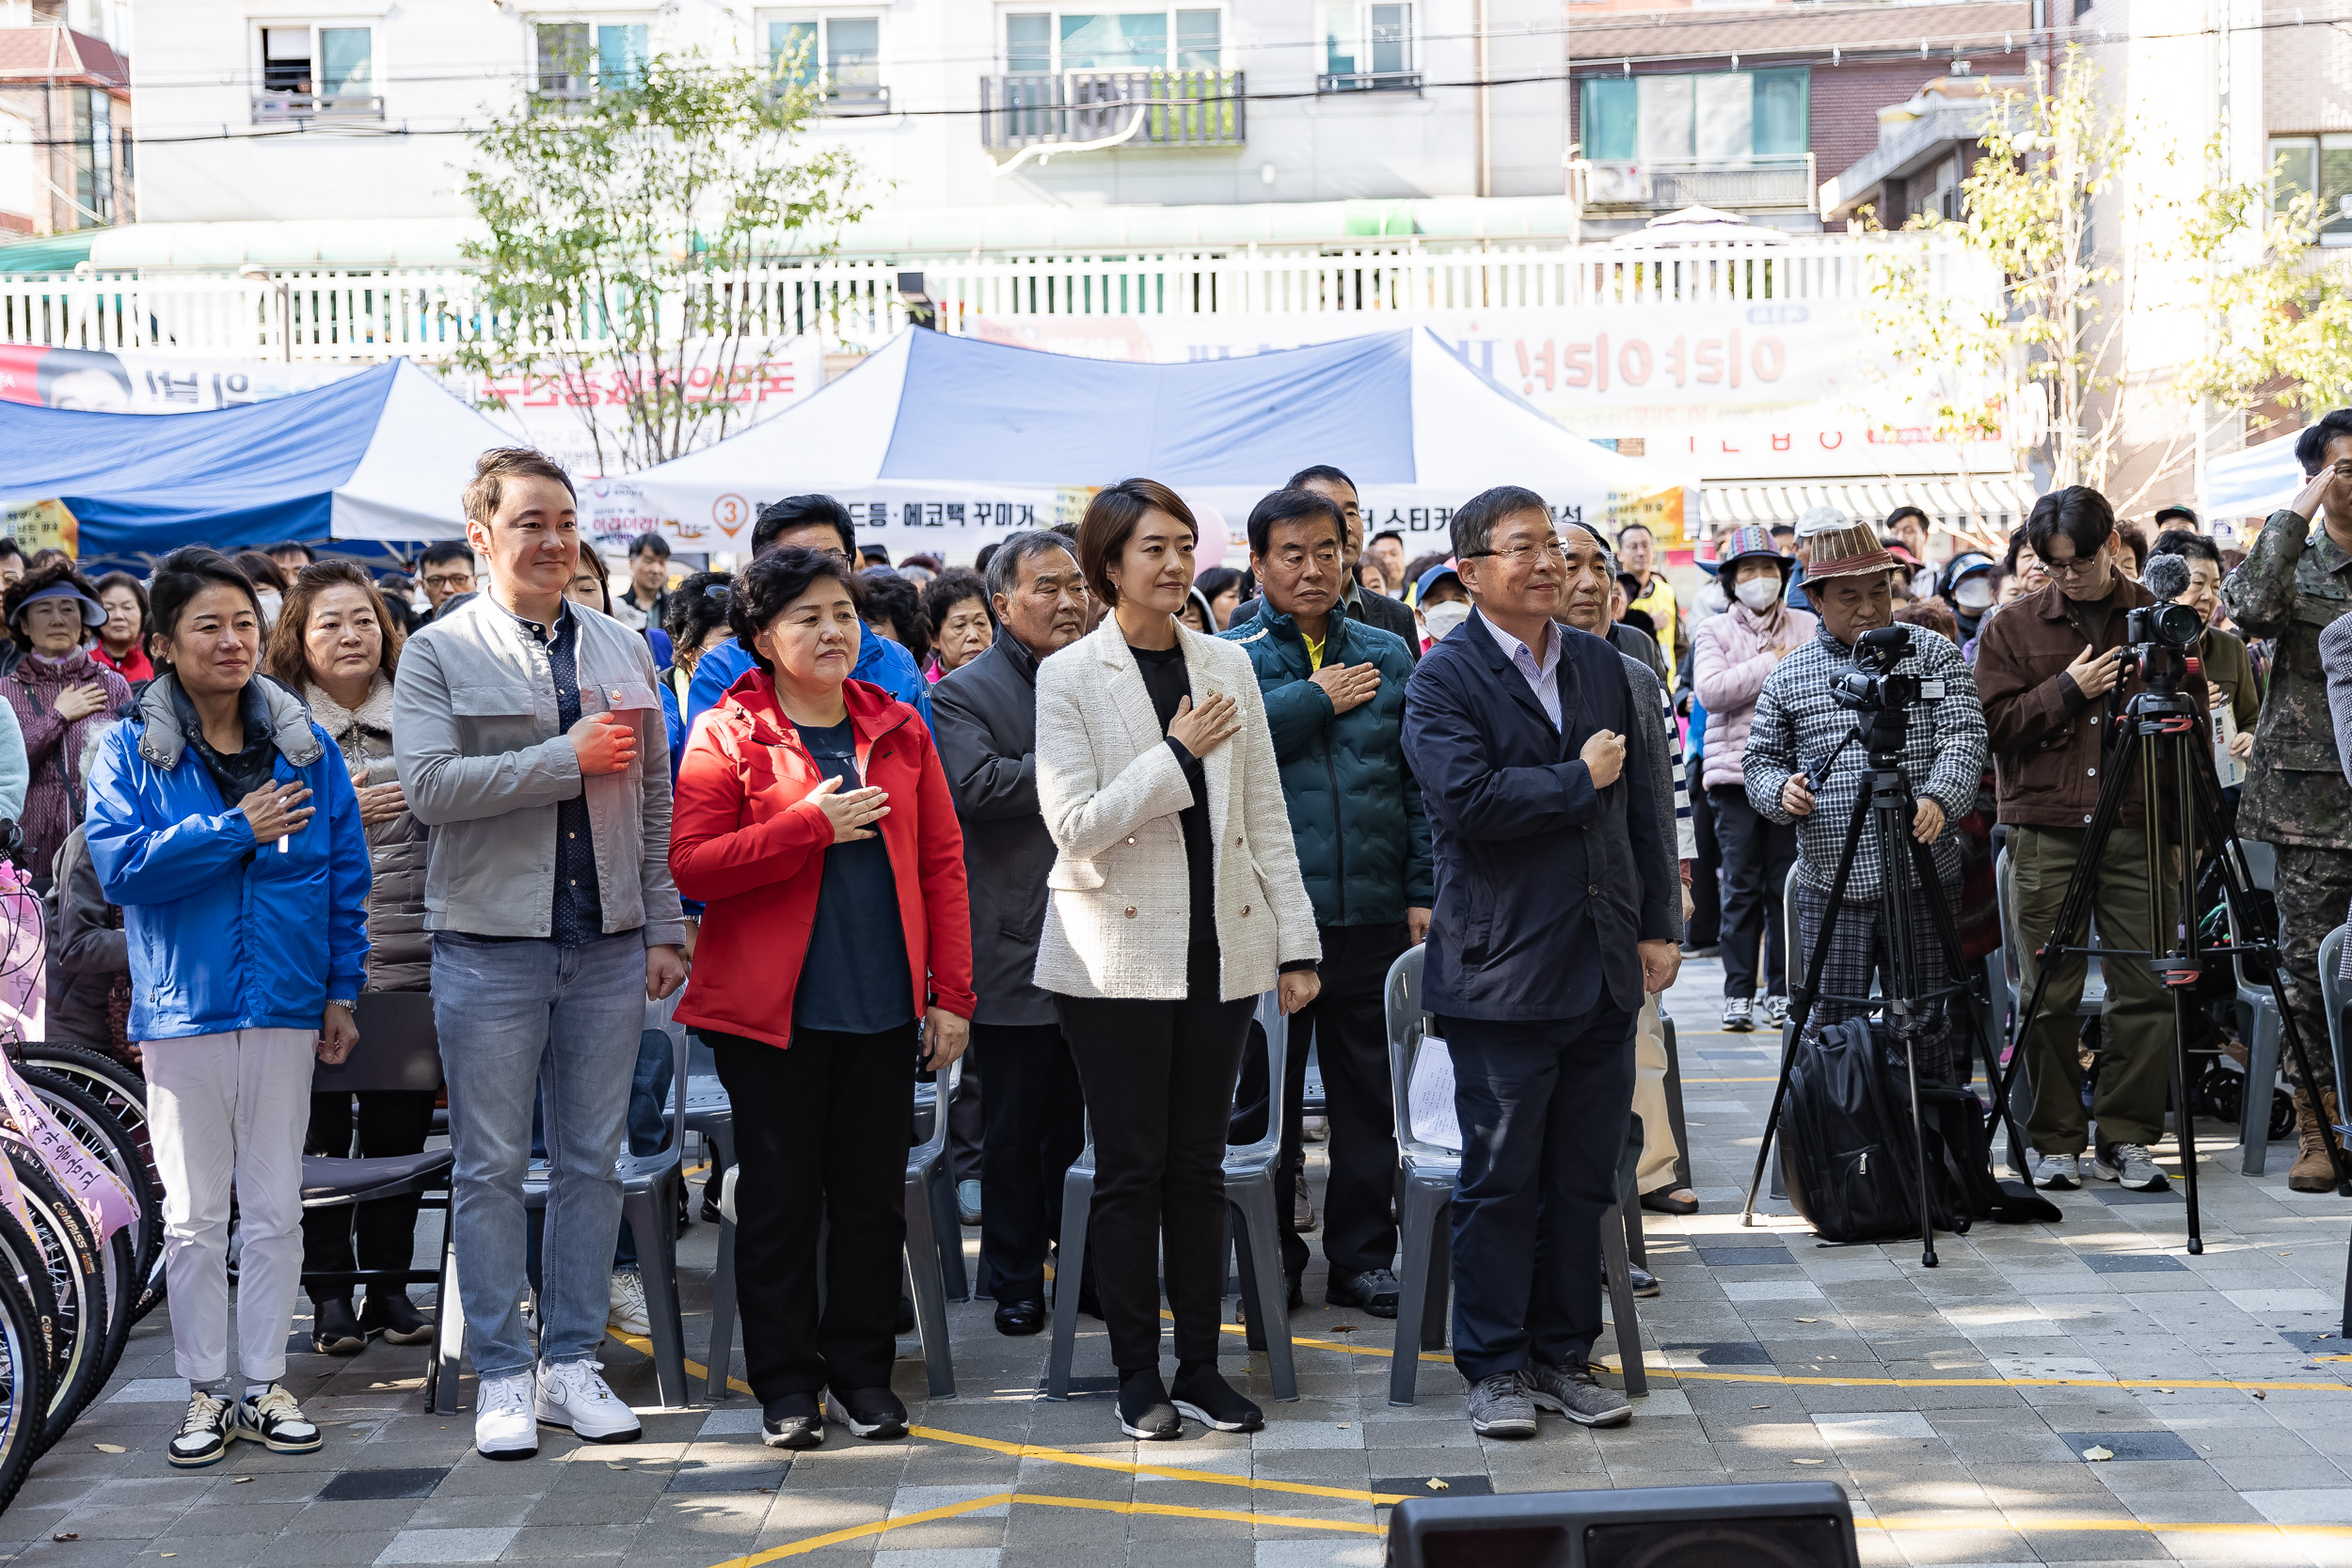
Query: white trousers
xmin=1632 ymin=992 xmax=1683 ymax=1194
xmin=143 ymin=1028 xmax=315 ymax=1386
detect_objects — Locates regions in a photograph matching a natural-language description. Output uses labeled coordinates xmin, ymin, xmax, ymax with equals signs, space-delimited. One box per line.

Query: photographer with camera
xmin=1977 ymin=486 xmax=2206 ymax=1194
xmin=1742 ymin=525 xmax=1987 ymax=1083
xmin=2220 ymin=414 xmax=2352 ymax=1192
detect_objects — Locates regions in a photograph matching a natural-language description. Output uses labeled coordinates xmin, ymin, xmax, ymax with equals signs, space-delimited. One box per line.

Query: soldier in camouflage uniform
xmin=2217 ymin=412 xmax=2352 ymax=1192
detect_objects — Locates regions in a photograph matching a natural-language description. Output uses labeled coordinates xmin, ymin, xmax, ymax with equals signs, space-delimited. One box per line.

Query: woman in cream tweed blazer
xmin=1032 ymin=479 xmax=1318 ymax=1444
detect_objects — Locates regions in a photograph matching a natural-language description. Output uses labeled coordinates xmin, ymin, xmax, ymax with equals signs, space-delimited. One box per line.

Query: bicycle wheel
xmin=6 ymin=1146 xmax=108 ymax=1454
xmin=20 ymin=1066 xmax=163 ymax=1340
xmin=0 ymin=1228 xmax=55 ymax=1515
xmin=0 ymin=1202 xmax=63 ymax=1400
xmin=15 ymin=1045 xmax=163 ymax=1324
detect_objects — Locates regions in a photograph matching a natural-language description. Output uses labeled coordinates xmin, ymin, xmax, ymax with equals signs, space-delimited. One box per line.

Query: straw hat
xmin=1804 ymin=523 xmax=1902 ymax=582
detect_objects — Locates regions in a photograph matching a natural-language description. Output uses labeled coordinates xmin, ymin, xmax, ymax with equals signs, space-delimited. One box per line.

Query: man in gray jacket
xmin=393 ymin=449 xmax=687 ymax=1462
xmin=929 ymin=531 xmax=1089 ymax=1338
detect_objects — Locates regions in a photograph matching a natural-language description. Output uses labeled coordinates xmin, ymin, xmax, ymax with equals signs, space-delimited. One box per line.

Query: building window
xmin=1320 ymin=3 xmax=1413 ymax=92
xmin=253 ymin=24 xmax=379 ymax=121
xmin=534 ymin=21 xmax=649 ymax=102
xmin=768 ymin=16 xmax=886 ymax=112
xmin=1000 ymin=9 xmax=1223 ymax=75
xmin=2271 ymin=135 xmax=2352 ymax=245
xmin=1580 ymin=68 xmax=1808 ymax=164
xmin=69 ymin=87 xmax=109 ymax=227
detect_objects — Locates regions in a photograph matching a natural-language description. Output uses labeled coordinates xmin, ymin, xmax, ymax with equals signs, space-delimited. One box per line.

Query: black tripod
xmin=1738 ymin=691 xmax=2014 ymax=1268
xmin=1989 ymin=666 xmax=2352 ymax=1252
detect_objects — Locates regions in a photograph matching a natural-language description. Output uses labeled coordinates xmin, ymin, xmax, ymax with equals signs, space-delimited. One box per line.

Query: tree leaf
xmin=2081 ymin=1445 xmax=2114 ymax=1461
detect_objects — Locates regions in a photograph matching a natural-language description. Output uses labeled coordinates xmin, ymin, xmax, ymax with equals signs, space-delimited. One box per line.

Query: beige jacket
xmin=1032 ymin=621 xmax=1319 ymax=1002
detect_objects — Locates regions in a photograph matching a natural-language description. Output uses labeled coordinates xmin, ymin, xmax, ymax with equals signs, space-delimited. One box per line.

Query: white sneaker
xmin=536 ymin=1358 xmax=642 ymax=1444
xmin=1760 ymin=994 xmax=1789 ymax=1028
xmin=2031 ymin=1152 xmax=2082 ymax=1190
xmin=474 ymin=1370 xmax=538 ymax=1461
xmin=608 ymin=1271 xmax=651 ymax=1336
xmin=2091 ymin=1142 xmax=2170 ymax=1192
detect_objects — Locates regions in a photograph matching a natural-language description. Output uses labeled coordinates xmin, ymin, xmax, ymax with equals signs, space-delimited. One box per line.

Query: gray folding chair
xmin=437 ymin=996 xmax=691 ymax=1412
xmin=1381 ymin=944 xmax=1646 ymax=1407
xmin=2226 ymin=842 xmax=2293 ymax=1173
xmin=705 ymin=1059 xmax=963 ymax=1402
xmin=302 ymin=992 xmax=456 ymax=1406
xmin=673 ymin=1034 xmax=735 ymax=1213
xmin=1044 ymin=991 xmax=1296 ymax=1402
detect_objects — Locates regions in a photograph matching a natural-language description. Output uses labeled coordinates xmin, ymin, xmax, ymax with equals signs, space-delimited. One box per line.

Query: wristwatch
xmin=326 ymin=998 xmax=356 ymax=1012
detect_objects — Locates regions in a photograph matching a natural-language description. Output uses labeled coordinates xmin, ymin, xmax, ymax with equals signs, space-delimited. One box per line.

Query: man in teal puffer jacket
xmin=1224 ymin=486 xmax=1431 ymax=1317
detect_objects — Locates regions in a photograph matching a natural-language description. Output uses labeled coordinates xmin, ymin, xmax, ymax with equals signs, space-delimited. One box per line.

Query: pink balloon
xmin=1185 ymin=499 xmax=1232 ymax=571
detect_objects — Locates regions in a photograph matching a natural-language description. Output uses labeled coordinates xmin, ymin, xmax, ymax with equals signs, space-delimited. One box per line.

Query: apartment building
xmin=0 ymin=0 xmax=132 ymax=236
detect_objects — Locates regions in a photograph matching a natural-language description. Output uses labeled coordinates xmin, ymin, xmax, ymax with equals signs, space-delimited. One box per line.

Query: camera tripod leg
xmin=1909 ymin=835 xmax=2030 ymax=1182
xmin=2169 ymin=984 xmax=2204 ymax=1254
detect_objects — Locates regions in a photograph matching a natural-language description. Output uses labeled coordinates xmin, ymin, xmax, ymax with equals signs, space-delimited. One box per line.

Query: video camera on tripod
xmin=2115 ymin=579 xmax=2204 ymax=697
xmin=1828 ymin=625 xmax=1938 ymax=717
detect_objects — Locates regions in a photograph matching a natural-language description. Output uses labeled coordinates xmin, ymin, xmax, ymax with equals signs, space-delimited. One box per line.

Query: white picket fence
xmin=0 ymin=234 xmax=1984 ymax=362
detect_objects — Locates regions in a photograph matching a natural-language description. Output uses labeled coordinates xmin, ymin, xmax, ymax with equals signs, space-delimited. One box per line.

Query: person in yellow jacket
xmin=1618 ymin=524 xmax=1678 ymax=666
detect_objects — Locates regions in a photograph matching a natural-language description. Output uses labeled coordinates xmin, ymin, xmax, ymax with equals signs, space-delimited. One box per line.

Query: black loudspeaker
xmin=1384 ymin=1481 xmax=1859 ymax=1568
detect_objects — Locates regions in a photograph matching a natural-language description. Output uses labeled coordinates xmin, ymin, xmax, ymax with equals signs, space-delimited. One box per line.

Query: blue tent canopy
xmin=0 ymin=359 xmax=515 ymax=562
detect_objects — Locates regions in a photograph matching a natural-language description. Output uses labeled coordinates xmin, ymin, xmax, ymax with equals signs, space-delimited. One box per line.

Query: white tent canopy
xmin=581 ymin=326 xmax=1698 ymax=562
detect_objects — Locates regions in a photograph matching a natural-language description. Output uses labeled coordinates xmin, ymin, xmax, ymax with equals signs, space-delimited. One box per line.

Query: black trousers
xmin=1274 ymin=923 xmax=1406 ymax=1280
xmin=975 ymin=1021 xmax=1085 ymax=1304
xmin=708 ymin=1022 xmax=915 ymax=1401
xmin=1055 ymin=944 xmax=1255 ymax=1371
xmin=302 ymin=1089 xmax=437 ymax=1305
xmin=1440 ymin=1005 xmax=1636 ymax=1382
xmin=1687 ymin=768 xmax=1724 ymax=946
xmin=1711 ymin=784 xmax=1798 ymax=998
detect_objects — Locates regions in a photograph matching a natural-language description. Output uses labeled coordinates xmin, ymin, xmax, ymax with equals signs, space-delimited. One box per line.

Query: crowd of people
xmin=19 ymin=418 xmax=2352 ymax=1469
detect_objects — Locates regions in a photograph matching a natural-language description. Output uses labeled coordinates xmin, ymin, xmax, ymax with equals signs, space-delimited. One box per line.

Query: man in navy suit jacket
xmin=1400 ymin=485 xmax=1680 ymax=1439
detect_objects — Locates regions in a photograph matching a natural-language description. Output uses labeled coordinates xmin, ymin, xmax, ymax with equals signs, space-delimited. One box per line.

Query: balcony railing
xmin=979 ymin=71 xmax=1245 ymax=152
xmin=824 ymin=83 xmax=892 ymax=117
xmin=1577 ymin=155 xmax=1819 ymax=214
xmin=250 ymin=92 xmax=385 ymax=124
xmin=1317 ymin=71 xmax=1421 ymax=94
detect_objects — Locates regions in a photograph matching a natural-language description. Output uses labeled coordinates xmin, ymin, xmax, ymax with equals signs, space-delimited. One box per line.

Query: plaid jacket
xmin=1742 ymin=621 xmax=1987 ymax=896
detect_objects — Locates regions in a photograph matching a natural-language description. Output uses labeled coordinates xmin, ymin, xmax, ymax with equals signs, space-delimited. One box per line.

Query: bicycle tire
xmin=0 ymin=1203 xmax=62 ymax=1402
xmin=0 ymin=1229 xmax=56 ymax=1515
xmin=15 ymin=1045 xmax=164 ymax=1324
xmin=6 ymin=1146 xmax=108 ymax=1454
xmin=19 ymin=1066 xmax=163 ymax=1338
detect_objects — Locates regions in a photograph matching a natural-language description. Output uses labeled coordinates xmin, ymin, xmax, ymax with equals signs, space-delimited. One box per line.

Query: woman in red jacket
xmin=670 ymin=546 xmax=975 ymax=1452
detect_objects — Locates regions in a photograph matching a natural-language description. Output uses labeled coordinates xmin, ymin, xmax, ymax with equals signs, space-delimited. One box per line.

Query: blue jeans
xmin=433 ymin=930 xmax=646 ymax=1379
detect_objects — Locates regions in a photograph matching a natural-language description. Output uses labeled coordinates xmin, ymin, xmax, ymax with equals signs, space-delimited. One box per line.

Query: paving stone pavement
xmin=9 ymin=957 xmax=2352 ymax=1565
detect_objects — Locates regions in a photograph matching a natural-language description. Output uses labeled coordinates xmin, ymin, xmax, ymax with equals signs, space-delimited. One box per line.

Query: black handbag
xmin=1778 ymin=1020 xmax=1958 ymax=1243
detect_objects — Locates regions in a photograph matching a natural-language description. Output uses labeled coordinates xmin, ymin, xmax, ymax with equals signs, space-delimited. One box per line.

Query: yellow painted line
xmin=705 ymin=1493 xmax=1014 ymax=1565
xmin=906 ymin=1421 xmax=1414 ymax=1505
xmin=1019 ymin=1493 xmax=1383 ymax=1533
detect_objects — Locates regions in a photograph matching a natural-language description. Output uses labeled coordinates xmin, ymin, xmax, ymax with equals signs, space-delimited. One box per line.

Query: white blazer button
xmin=1123 ymin=906 xmax=1137 ymax=918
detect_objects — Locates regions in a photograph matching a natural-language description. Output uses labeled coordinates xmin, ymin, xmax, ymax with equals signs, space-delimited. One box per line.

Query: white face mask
xmin=1422 ymin=599 xmax=1471 ymax=641
xmin=1954 ymin=578 xmax=1994 ymax=611
xmin=1734 ymin=577 xmax=1783 ymax=612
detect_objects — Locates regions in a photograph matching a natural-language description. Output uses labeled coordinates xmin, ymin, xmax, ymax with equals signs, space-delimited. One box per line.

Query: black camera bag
xmin=1779 ymin=1019 xmax=1960 ymax=1243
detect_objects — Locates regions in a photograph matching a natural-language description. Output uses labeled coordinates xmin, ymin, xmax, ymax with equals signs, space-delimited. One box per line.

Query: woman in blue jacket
xmin=84 ymin=546 xmax=371 ymax=1471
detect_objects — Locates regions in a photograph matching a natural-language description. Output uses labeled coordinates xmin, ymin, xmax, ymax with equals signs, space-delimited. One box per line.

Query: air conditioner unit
xmin=1584 ymin=163 xmax=1652 ymax=203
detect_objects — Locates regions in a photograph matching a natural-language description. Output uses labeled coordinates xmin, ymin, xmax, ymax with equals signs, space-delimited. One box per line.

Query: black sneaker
xmin=1117 ymin=1368 xmax=1180 ymax=1440
xmin=1604 ymin=1264 xmax=1661 ymax=1299
xmin=358 ymin=1291 xmax=435 ymax=1346
xmin=1327 ymin=1268 xmax=1402 ymax=1319
xmin=824 ymin=1386 xmax=908 ymax=1440
xmin=1169 ymin=1364 xmax=1263 ymax=1433
xmin=312 ymin=1297 xmax=364 ymax=1355
xmin=233 ymin=1385 xmax=324 ymax=1453
xmin=761 ymin=1392 xmax=823 ymax=1449
xmin=168 ymin=1389 xmax=233 ymax=1467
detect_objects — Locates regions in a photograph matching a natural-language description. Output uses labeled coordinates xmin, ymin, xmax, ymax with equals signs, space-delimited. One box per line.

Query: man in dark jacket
xmin=1977 ymin=485 xmax=2204 ymax=1196
xmin=1224 ymin=487 xmax=1431 ymax=1319
xmin=1230 ymin=465 xmax=1421 ymax=658
xmin=1401 ymin=485 xmax=1677 ymax=1440
xmin=929 ymin=531 xmax=1090 ymax=1337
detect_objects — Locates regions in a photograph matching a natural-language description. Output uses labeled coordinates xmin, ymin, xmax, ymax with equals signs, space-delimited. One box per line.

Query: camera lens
xmin=2152 ymin=602 xmax=2201 ymax=648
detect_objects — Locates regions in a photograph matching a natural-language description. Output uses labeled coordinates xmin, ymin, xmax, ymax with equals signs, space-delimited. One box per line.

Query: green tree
xmin=2181 ymin=185 xmax=2352 ymax=440
xmin=1865 ymin=47 xmax=2273 ymax=509
xmin=455 ymin=44 xmax=865 ymax=473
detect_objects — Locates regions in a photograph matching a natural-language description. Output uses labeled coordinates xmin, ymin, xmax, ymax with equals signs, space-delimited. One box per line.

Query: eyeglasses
xmin=1464 ymin=538 xmax=1570 ymax=566
xmin=2042 ymin=556 xmax=2104 ymax=579
xmin=422 ymin=572 xmax=474 ymax=589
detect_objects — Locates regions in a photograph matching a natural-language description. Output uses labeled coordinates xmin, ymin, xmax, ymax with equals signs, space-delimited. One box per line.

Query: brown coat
xmin=305 ymin=673 xmax=429 ymax=991
xmin=1975 ymin=576 xmax=2207 ymax=831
